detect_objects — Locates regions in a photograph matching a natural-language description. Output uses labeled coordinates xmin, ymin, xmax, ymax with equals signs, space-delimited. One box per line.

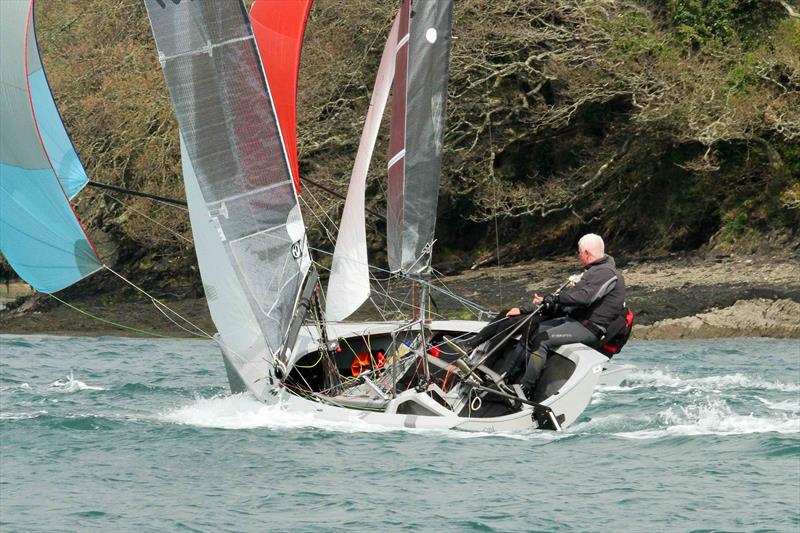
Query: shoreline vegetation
xmin=2 ymin=249 xmax=798 ymax=340
xmin=1 ymin=2 xmax=798 ymax=341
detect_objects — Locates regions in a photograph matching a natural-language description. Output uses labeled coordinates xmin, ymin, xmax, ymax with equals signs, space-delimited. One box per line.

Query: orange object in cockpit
xmin=350 ymin=352 xmax=371 ymax=377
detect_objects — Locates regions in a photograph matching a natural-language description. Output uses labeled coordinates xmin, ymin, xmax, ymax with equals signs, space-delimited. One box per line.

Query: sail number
xmin=154 ymin=0 xmax=194 ymax=8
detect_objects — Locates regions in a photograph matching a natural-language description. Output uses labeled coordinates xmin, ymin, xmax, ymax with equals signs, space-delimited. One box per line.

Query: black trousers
xmin=470 ymin=311 xmax=599 ymax=390
xmin=469 ymin=310 xmax=543 ymax=355
xmin=519 ymin=316 xmax=599 ymax=390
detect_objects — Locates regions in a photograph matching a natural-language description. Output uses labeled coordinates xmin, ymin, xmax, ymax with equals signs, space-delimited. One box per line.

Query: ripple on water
xmin=0 ymin=335 xmax=798 ymax=532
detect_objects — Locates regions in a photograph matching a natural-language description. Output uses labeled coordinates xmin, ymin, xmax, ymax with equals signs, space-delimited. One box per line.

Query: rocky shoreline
xmin=1 ymin=251 xmax=798 ymax=340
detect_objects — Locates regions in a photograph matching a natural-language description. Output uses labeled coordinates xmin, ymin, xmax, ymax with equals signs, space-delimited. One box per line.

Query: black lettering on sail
xmin=154 ymin=0 xmax=193 ymax=8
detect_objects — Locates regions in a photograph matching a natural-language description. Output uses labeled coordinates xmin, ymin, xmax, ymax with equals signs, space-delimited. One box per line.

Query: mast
xmin=385 ymin=0 xmax=455 ymax=382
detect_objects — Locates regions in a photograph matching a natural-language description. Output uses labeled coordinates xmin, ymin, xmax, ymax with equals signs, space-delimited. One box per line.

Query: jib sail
xmin=326 ymin=12 xmax=400 ymax=321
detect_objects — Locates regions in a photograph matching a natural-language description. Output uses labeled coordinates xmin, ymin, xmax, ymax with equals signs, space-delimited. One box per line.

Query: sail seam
xmin=227 ymin=223 xmax=290 ymax=245
xmin=157 ymin=35 xmax=254 ymax=62
xmin=22 ymin=0 xmax=100 ymax=262
xmin=206 ymin=180 xmax=292 ymax=206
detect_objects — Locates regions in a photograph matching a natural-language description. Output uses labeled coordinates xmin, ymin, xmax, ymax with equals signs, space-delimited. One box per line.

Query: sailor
xmin=448 ymin=233 xmax=626 ymax=397
xmin=519 ymin=233 xmax=626 ymax=392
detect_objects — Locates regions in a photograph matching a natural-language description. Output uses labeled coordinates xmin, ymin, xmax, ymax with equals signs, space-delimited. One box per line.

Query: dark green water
xmin=1 ymin=335 xmax=798 ymax=532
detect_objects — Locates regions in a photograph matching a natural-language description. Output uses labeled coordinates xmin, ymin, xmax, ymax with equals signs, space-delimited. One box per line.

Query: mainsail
xmin=0 ymin=0 xmax=101 ymax=293
xmin=144 ymin=0 xmax=311 ymax=363
xmin=387 ymin=0 xmax=454 ymax=274
xmin=181 ymin=136 xmax=270 ymax=398
xmin=325 ymin=13 xmax=400 ymax=321
xmin=249 ymin=0 xmax=313 ymax=191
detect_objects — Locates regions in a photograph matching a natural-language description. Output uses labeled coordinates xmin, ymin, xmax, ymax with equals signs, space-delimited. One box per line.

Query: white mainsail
xmin=145 ymin=0 xmax=311 ymax=384
xmin=325 ymin=13 xmax=400 ymax=322
xmin=181 ymin=137 xmax=271 ymax=398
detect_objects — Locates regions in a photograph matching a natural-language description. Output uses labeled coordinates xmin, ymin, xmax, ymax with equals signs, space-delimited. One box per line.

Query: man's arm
xmin=556 ymin=268 xmax=617 ymax=308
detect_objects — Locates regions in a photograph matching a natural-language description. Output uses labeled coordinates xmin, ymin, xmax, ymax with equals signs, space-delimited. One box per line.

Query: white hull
xmin=219 ymin=320 xmax=609 ymax=432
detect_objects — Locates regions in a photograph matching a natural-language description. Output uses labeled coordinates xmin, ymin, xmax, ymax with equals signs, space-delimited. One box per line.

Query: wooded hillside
xmin=13 ymin=0 xmax=799 ymax=287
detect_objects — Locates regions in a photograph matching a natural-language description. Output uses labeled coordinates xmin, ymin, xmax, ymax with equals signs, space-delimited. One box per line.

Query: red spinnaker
xmin=250 ymin=0 xmax=314 ymax=193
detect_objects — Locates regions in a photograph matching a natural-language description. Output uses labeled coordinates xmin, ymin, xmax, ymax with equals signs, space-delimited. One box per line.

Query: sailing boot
xmin=443 ymin=335 xmax=481 ymax=358
xmin=521 ymin=350 xmax=547 ymax=401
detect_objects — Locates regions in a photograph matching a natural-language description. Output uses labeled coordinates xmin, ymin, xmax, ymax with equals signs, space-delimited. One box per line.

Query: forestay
xmin=144 ymin=0 xmax=311 ymax=359
xmin=387 ymin=0 xmax=454 ymax=274
xmin=0 ymin=0 xmax=101 ymax=294
xmin=326 ymin=13 xmax=400 ymax=321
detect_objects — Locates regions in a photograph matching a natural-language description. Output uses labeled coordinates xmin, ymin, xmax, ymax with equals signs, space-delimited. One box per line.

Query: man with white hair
xmin=518 ymin=233 xmax=626 ymax=394
xmin=448 ymin=233 xmax=626 ymax=399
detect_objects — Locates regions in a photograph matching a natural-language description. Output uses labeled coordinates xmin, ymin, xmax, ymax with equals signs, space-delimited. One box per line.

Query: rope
xmin=103 ymin=193 xmax=193 ymax=245
xmin=103 ymin=265 xmax=213 ymax=339
xmin=151 ymin=299 xmax=210 ymax=339
xmin=489 ymin=123 xmax=503 ymax=304
xmin=48 ymin=293 xmax=171 ymax=338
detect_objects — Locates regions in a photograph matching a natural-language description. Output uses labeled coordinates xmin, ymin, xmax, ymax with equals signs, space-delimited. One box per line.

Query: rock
xmin=634 ymin=298 xmax=800 ymax=340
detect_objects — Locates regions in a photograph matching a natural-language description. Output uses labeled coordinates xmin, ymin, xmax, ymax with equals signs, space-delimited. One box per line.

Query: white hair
xmin=578 ymin=233 xmax=605 ymax=256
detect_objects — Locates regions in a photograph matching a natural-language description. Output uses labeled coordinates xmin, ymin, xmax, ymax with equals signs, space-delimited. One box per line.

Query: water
xmin=1 ymin=335 xmax=798 ymax=532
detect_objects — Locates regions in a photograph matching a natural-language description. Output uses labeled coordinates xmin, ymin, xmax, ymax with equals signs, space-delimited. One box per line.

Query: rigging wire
xmin=102 ymin=193 xmax=193 ymax=245
xmin=489 ymin=123 xmax=503 ymax=304
xmin=150 ymin=298 xmax=210 ymax=339
xmin=308 ymin=244 xmax=486 ymax=320
xmin=47 ymin=293 xmax=171 ymax=338
xmin=103 ymin=265 xmax=213 ymax=339
xmin=301 ymin=176 xmax=385 ymax=220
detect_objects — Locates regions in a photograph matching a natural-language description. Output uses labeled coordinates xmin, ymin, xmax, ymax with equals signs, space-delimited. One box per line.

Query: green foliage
xmin=718 ymin=206 xmax=758 ymax=243
xmin=668 ymin=0 xmax=738 ymax=47
xmin=603 ymin=10 xmax=666 ymax=57
xmin=27 ymin=0 xmax=799 ymax=287
xmin=666 ymin=0 xmax=788 ymax=49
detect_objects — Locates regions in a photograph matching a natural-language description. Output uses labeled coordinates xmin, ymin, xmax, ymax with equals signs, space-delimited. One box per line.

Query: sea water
xmin=0 ymin=335 xmax=798 ymax=532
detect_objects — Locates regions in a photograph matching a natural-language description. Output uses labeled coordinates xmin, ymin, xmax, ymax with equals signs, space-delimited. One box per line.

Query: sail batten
xmin=387 ymin=0 xmax=454 ymax=275
xmin=144 ymin=0 xmax=310 ymax=362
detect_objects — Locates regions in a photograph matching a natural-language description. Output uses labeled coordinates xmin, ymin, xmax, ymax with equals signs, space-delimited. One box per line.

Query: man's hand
xmin=532 ymin=293 xmax=543 ymax=305
xmin=540 ymin=294 xmax=558 ymax=314
xmin=506 ymin=307 xmax=521 ymax=317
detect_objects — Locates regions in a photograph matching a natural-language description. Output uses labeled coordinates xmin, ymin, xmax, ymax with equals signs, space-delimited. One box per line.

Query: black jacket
xmin=556 ymin=255 xmax=626 ymax=330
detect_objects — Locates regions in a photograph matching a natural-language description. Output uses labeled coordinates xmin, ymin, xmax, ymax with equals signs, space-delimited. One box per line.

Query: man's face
xmin=578 ymin=247 xmax=590 ymax=266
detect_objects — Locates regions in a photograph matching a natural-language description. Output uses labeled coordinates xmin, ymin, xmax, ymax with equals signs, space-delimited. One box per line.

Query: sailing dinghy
xmin=0 ymin=0 xmax=612 ymax=432
xmin=141 ymin=0 xmax=609 ymax=431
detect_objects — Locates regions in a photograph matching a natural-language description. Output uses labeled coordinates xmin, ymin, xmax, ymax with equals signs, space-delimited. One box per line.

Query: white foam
xmin=623 ymin=369 xmax=799 ymax=393
xmin=757 ymin=397 xmax=800 ymax=413
xmin=158 ymin=393 xmax=557 ymax=441
xmin=569 ymin=412 xmax=652 ymax=434
xmin=615 ymin=398 xmax=800 ymax=439
xmin=0 ymin=410 xmax=47 ymax=421
xmin=49 ymin=371 xmax=105 ymax=393
xmin=160 ymin=393 xmax=420 ymax=433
